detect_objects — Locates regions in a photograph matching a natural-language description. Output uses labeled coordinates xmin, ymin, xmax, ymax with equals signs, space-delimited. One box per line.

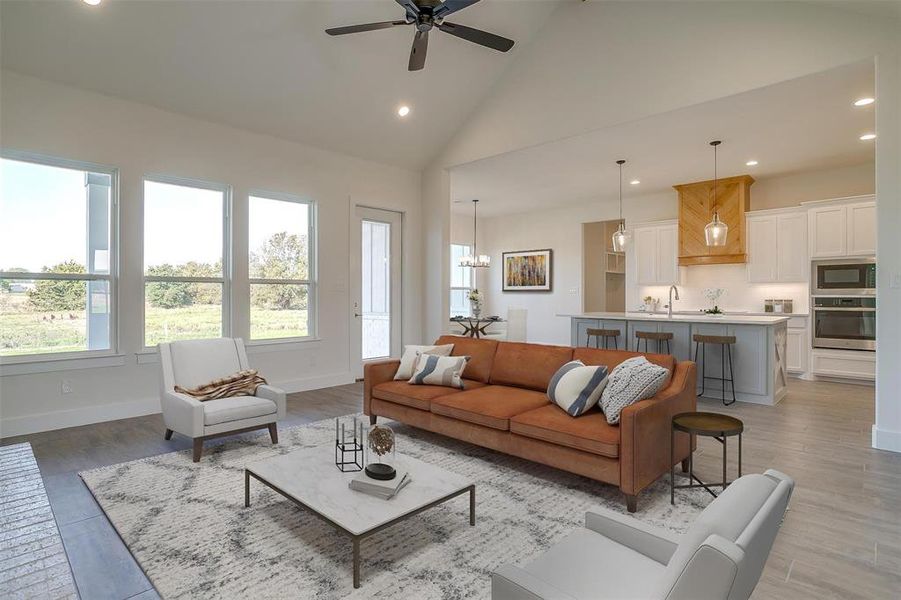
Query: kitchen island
xmin=559 ymin=311 xmax=790 ymax=405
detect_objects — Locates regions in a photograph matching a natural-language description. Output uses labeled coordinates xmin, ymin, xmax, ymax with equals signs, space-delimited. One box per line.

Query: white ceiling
xmin=450 ymin=61 xmax=875 ymax=217
xmin=0 ymin=0 xmax=561 ymax=170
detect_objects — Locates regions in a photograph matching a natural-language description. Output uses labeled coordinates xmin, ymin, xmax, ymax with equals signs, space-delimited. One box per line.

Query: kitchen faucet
xmin=667 ymin=285 xmax=680 ymax=318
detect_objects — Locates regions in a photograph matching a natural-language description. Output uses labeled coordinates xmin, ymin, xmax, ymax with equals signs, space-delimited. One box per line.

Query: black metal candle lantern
xmin=334 ymin=417 xmax=364 ymax=472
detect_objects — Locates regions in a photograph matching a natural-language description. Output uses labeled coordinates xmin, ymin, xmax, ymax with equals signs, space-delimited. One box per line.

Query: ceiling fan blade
xmin=408 ymin=29 xmax=429 ymax=71
xmin=437 ymin=21 xmax=514 ymax=52
xmin=395 ymin=0 xmax=421 ymax=18
xmin=326 ymin=21 xmax=407 ymax=36
xmin=433 ymin=0 xmax=481 ymax=19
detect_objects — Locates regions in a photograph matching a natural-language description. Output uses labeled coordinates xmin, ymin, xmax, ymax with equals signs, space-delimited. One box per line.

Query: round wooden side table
xmin=670 ymin=411 xmax=743 ymax=504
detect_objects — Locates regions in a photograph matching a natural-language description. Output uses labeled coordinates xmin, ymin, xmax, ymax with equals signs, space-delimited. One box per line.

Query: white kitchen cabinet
xmin=633 ymin=221 xmax=679 ymax=286
xmin=807 ymin=197 xmax=876 ymax=259
xmin=846 ymin=202 xmax=877 ymax=255
xmin=786 ymin=326 xmax=808 ymax=375
xmin=746 ymin=210 xmax=807 ymax=283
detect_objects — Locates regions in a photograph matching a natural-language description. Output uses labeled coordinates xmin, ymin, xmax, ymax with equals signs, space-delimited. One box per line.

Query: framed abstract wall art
xmin=502 ymin=249 xmax=553 ymax=292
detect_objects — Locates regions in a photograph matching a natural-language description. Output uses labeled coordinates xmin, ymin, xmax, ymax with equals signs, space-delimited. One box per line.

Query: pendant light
xmin=459 ymin=199 xmax=490 ymax=268
xmin=611 ymin=159 xmax=630 ymax=252
xmin=704 ymin=140 xmax=728 ymax=247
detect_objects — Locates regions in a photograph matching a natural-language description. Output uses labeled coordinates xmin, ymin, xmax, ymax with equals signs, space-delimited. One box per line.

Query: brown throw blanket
xmin=175 ymin=369 xmax=267 ymax=401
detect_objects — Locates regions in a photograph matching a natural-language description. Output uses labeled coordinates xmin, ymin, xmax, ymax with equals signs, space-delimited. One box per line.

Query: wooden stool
xmin=671 ymin=411 xmax=743 ymax=504
xmin=693 ymin=334 xmax=737 ymax=406
xmin=586 ymin=328 xmax=620 ymax=350
xmin=634 ymin=330 xmax=673 ymax=354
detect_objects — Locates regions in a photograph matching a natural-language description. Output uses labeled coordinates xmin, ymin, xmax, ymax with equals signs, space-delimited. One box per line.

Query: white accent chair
xmin=159 ymin=338 xmax=286 ymax=462
xmin=491 ymin=470 xmax=794 ymax=600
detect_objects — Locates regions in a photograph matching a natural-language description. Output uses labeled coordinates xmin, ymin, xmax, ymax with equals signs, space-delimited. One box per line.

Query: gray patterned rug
xmin=80 ymin=415 xmax=712 ymax=599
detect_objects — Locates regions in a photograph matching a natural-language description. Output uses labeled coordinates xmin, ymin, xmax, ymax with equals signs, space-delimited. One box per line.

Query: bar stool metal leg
xmin=725 ymin=343 xmax=736 ymax=406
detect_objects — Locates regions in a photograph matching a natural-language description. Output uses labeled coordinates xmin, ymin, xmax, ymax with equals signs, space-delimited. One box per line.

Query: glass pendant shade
xmin=612 ymin=222 xmax=630 ymax=252
xmin=705 ymin=212 xmax=729 ymax=246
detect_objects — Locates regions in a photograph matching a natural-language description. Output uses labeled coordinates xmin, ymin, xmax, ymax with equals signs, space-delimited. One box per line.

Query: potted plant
xmin=703 ymin=288 xmax=726 ymax=315
xmin=468 ymin=289 xmax=483 ymax=318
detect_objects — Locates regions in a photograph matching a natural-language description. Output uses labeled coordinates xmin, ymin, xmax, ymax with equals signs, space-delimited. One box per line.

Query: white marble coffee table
xmin=244 ymin=445 xmax=475 ymax=588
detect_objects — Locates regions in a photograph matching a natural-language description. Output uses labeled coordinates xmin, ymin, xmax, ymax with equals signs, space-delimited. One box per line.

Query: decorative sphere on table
xmin=366 ymin=424 xmax=397 ymax=480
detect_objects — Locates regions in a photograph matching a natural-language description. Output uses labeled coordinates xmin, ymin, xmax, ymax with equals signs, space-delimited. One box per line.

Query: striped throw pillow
xmin=547 ymin=360 xmax=609 ymax=416
xmin=408 ymin=354 xmax=470 ymax=389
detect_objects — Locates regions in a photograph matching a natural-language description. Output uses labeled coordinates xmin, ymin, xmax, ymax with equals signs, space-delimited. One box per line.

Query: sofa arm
xmin=161 ymin=390 xmax=204 ymax=438
xmin=256 ymin=384 xmax=286 ymax=420
xmin=619 ymin=360 xmax=697 ymax=497
xmin=491 ymin=564 xmax=578 ymax=600
xmin=363 ymin=359 xmax=401 ymax=416
xmin=585 ymin=510 xmax=679 ymax=565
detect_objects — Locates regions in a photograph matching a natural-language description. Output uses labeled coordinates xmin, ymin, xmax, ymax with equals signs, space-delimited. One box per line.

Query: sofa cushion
xmin=431 ymin=385 xmax=549 ymax=431
xmin=394 ymin=343 xmax=455 ymax=380
xmin=511 ymin=404 xmax=620 ymax=458
xmin=409 ymin=354 xmax=469 ymax=389
xmin=547 ymin=360 xmax=608 ymax=416
xmin=573 ymin=347 xmax=675 ymax=374
xmin=202 ymin=395 xmax=277 ymax=426
xmin=435 ymin=335 xmax=499 ymax=383
xmin=373 ymin=379 xmax=486 ymax=411
xmin=489 ymin=342 xmax=574 ymax=391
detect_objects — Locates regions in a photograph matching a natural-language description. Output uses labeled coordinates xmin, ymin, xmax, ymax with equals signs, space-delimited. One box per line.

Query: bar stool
xmin=634 ymin=330 xmax=673 ymax=354
xmin=692 ymin=334 xmax=737 ymax=406
xmin=586 ymin=328 xmax=620 ymax=350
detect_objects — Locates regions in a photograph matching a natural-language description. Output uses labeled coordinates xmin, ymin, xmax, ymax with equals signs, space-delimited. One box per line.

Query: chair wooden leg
xmin=268 ymin=423 xmax=278 ymax=444
xmin=625 ymin=494 xmax=638 ymax=513
xmin=164 ymin=429 xmax=173 ymax=441
xmin=192 ymin=439 xmax=203 ymax=462
xmin=681 ymin=458 xmax=690 ymax=473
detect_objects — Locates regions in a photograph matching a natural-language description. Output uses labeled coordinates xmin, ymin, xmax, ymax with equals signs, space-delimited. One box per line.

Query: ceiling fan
xmin=325 ymin=0 xmax=515 ymax=71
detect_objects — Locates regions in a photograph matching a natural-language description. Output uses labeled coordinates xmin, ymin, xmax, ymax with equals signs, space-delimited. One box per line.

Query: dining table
xmin=450 ymin=317 xmax=505 ymax=339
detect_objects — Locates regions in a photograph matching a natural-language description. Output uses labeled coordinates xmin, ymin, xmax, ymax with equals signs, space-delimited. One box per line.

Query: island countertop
xmin=557 ymin=311 xmax=791 ymax=326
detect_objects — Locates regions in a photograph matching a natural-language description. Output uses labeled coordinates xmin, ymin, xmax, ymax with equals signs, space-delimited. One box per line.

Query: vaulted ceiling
xmin=0 ymin=0 xmax=562 ymax=170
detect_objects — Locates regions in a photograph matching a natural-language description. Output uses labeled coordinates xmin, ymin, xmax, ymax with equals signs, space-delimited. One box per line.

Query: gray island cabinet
xmin=560 ymin=312 xmax=790 ymax=405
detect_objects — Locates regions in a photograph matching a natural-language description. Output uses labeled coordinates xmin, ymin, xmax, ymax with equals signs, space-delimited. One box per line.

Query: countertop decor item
xmin=366 ymin=424 xmax=397 ymax=480
xmin=611 ymin=159 xmax=631 ymax=251
xmin=335 ymin=417 xmax=364 ymax=473
xmin=703 ymin=287 xmax=725 ymax=314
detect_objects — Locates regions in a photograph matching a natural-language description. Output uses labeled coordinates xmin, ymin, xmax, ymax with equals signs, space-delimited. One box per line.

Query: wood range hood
xmin=674 ymin=174 xmax=754 ymax=266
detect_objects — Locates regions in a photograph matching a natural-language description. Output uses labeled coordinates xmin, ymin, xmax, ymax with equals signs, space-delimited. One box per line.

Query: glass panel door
xmin=361 ymin=219 xmax=391 ymax=360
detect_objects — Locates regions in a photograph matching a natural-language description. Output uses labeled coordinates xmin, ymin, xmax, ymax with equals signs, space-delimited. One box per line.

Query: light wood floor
xmin=3 ymin=379 xmax=899 ymax=599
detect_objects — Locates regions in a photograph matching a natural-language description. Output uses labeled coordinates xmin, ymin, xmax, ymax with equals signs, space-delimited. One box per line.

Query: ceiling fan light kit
xmin=704 ymin=140 xmax=729 ymax=247
xmin=326 ymin=0 xmax=515 ymax=72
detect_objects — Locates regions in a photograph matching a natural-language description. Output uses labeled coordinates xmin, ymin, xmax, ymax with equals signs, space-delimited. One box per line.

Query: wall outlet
xmin=60 ymin=380 xmax=73 ymax=395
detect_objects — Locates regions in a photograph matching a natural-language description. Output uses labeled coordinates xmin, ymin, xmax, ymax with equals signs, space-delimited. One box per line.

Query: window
xmin=143 ymin=177 xmax=228 ymax=346
xmin=248 ymin=193 xmax=314 ymax=340
xmin=450 ymin=243 xmax=473 ymax=317
xmin=0 ymin=154 xmax=116 ymax=358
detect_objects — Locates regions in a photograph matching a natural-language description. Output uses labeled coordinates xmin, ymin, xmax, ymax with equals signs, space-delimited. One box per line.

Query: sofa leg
xmin=268 ymin=423 xmax=279 ymax=444
xmin=681 ymin=458 xmax=690 ymax=473
xmin=193 ymin=439 xmax=203 ymax=462
xmin=164 ymin=429 xmax=173 ymax=441
xmin=369 ymin=415 xmax=377 ymax=425
xmin=625 ymin=494 xmax=638 ymax=513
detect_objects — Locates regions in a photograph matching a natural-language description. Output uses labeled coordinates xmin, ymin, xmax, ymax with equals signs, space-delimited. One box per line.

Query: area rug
xmin=80 ymin=415 xmax=712 ymax=599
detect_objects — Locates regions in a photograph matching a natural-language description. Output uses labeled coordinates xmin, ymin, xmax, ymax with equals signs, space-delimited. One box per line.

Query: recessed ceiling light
xmin=397 ymin=105 xmax=410 ymax=117
xmin=745 ymin=160 xmax=758 ymax=166
xmin=83 ymin=0 xmax=102 ymax=5
xmin=859 ymin=133 xmax=876 ymax=141
xmin=629 ymin=179 xmax=640 ymax=185
xmin=854 ymin=97 xmax=875 ymax=107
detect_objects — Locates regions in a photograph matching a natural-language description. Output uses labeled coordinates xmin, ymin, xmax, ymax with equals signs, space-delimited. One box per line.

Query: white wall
xmin=0 ymin=71 xmax=423 ymax=437
xmin=752 ymin=162 xmax=874 ymax=209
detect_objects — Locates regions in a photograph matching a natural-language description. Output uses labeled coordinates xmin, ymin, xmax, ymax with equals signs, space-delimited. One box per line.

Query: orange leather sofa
xmin=364 ymin=335 xmax=697 ymax=512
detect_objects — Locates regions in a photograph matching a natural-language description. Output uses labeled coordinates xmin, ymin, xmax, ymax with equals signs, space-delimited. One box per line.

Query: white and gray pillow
xmin=600 ymin=356 xmax=670 ymax=424
xmin=547 ymin=360 xmax=609 ymax=416
xmin=408 ymin=354 xmax=469 ymax=389
xmin=394 ymin=344 xmax=454 ymax=380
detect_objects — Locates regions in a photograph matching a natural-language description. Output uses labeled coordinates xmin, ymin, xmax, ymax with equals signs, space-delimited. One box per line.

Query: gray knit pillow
xmin=600 ymin=356 xmax=670 ymax=424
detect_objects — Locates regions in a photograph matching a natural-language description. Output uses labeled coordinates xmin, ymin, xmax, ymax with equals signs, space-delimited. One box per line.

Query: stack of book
xmin=349 ymin=469 xmax=411 ymax=499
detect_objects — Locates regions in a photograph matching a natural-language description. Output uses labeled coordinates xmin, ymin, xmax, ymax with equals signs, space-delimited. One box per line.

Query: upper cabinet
xmin=746 ymin=209 xmax=807 ymax=283
xmin=634 ymin=221 xmax=679 ymax=285
xmin=675 ymin=175 xmax=753 ymax=266
xmin=808 ymin=197 xmax=876 ymax=258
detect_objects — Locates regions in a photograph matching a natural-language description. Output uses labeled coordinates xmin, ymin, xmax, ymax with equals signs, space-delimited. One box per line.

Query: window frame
xmin=141 ymin=174 xmax=232 ymax=349
xmin=0 ymin=149 xmax=120 ymax=364
xmin=450 ymin=243 xmax=473 ymax=318
xmin=247 ymin=190 xmax=317 ymax=343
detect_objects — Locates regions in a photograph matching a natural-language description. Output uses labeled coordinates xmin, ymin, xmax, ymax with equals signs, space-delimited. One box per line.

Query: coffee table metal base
xmin=245 ymin=469 xmax=475 ymax=588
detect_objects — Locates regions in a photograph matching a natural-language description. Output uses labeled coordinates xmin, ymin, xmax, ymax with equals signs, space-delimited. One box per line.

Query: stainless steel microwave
xmin=811 ymin=258 xmax=876 ymax=295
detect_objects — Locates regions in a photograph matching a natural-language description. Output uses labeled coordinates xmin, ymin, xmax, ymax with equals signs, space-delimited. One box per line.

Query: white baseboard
xmin=0 ymin=371 xmax=356 ymax=438
xmin=872 ymin=425 xmax=901 ymax=453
